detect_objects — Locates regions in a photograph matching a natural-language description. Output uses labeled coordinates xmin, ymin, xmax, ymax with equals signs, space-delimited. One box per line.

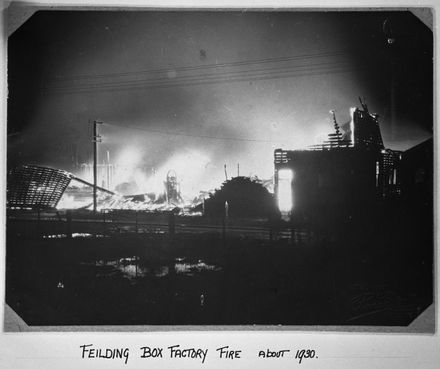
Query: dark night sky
xmin=7 ymin=10 xmax=432 ymax=194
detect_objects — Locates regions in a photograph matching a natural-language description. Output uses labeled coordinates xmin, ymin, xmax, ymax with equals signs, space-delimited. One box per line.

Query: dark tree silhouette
xmin=204 ymin=176 xmax=279 ymax=219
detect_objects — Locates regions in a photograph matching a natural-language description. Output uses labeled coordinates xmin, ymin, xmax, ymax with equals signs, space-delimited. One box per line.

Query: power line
xmin=103 ymin=121 xmax=293 ymax=144
xmin=45 ymin=60 xmax=351 ymax=92
xmin=43 ymin=64 xmax=360 ymax=95
xmin=48 ymin=50 xmax=349 ymax=83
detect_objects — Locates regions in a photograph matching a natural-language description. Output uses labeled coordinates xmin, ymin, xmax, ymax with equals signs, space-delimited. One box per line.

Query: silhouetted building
xmin=274 ymin=102 xmax=402 ymax=222
xmin=399 ymin=137 xmax=433 ymax=204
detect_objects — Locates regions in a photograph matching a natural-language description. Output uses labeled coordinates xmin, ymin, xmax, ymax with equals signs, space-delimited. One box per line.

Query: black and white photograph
xmin=5 ymin=8 xmax=434 ymax=330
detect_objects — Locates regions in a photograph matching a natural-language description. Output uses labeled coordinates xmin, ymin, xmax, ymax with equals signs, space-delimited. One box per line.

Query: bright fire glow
xmin=142 ymin=150 xmax=211 ymax=199
xmin=117 ymin=147 xmax=141 ymax=167
xmin=112 ymin=148 xmax=146 ymax=193
xmin=56 ymin=194 xmax=89 ymax=209
xmin=109 ymin=148 xmax=211 ymax=200
xmin=277 ymin=169 xmax=293 ymax=213
xmin=66 ymin=148 xmax=213 ymax=210
xmin=349 ymin=107 xmax=356 ymax=146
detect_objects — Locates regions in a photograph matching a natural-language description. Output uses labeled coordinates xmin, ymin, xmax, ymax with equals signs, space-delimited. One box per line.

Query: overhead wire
xmin=103 ymin=121 xmax=294 ymax=145
xmin=41 ymin=52 xmax=356 ymax=145
xmin=49 ymin=53 xmax=355 ymax=145
xmin=48 ymin=50 xmax=348 ymax=83
xmin=43 ymin=50 xmax=355 ymax=95
xmin=45 ymin=59 xmax=351 ymax=92
xmin=44 ymin=63 xmax=359 ymax=95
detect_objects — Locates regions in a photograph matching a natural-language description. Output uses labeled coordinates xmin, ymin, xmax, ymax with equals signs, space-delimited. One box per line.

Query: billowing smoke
xmin=8 ymin=11 xmax=432 ymax=197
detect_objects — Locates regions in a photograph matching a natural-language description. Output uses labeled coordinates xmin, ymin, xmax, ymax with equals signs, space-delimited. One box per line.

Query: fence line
xmin=6 ymin=209 xmax=312 ymax=243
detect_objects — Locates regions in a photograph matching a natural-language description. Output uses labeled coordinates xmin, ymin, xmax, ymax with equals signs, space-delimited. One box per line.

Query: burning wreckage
xmin=7 ymin=163 xmax=273 ymax=217
xmin=7 ymin=99 xmax=408 ymax=220
xmin=7 ymin=164 xmax=207 ymax=214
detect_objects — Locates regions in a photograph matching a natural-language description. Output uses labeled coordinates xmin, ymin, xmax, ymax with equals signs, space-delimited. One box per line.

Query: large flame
xmin=143 ymin=150 xmax=210 ymax=199
xmin=75 ymin=148 xmax=211 ymax=195
xmin=111 ymin=148 xmax=211 ymax=199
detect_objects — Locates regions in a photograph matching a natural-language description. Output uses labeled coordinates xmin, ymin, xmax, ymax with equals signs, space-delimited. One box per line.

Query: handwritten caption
xmin=80 ymin=344 xmax=318 ymax=365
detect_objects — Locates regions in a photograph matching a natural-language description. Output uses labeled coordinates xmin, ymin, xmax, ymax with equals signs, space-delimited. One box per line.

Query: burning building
xmin=274 ymin=100 xmax=402 ymax=222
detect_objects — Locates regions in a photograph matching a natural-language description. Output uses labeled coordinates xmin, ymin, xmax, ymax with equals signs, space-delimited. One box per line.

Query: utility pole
xmin=92 ymin=119 xmax=103 ymax=213
xmin=106 ymin=150 xmax=110 ymax=190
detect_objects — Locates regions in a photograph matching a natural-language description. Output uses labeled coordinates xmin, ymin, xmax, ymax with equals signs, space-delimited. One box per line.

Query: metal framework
xmin=378 ymin=149 xmax=402 ymax=198
xmin=352 ymin=108 xmax=384 ymax=149
xmin=7 ymin=165 xmax=72 ymax=209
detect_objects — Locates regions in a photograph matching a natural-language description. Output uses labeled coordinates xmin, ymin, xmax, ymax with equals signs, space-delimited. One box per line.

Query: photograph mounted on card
xmin=4 ymin=5 xmax=434 ymax=332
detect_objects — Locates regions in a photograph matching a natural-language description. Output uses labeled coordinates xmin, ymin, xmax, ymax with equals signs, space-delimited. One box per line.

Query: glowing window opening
xmin=349 ymin=107 xmax=356 ymax=147
xmin=375 ymin=161 xmax=379 ymax=187
xmin=277 ymin=169 xmax=294 ymax=213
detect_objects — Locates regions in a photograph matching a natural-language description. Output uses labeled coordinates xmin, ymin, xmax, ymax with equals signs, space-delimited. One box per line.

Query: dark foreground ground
xmin=5 ymin=202 xmax=433 ymax=327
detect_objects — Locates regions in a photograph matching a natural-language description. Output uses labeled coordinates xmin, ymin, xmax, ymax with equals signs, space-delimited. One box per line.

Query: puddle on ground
xmin=90 ymin=256 xmax=222 ymax=280
xmin=174 ymin=260 xmax=222 ymax=275
xmin=43 ymin=233 xmax=107 ymax=239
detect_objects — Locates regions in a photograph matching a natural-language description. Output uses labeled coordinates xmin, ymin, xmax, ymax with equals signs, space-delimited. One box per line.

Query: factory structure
xmin=273 ymin=99 xmax=429 ymax=223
